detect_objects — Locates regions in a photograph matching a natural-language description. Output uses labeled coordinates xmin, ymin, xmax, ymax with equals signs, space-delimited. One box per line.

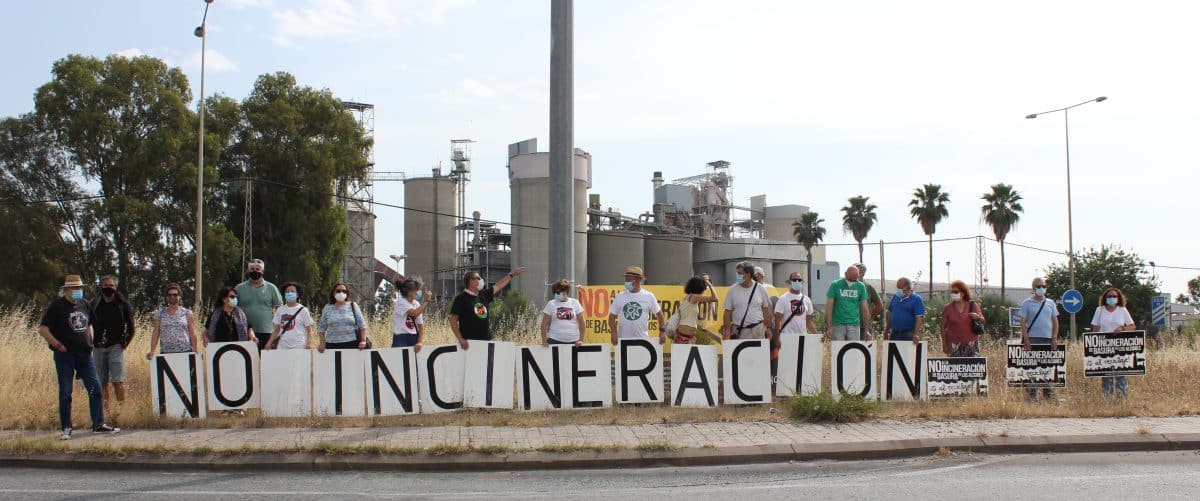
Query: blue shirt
xmin=317 ymin=303 xmax=367 ymax=344
xmin=887 ymin=292 xmax=926 ymax=331
xmin=1018 ymin=297 xmax=1059 ymax=339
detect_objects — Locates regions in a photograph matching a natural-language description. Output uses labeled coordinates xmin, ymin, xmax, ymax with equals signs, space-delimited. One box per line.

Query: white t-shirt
xmin=609 ymin=289 xmax=662 ymax=339
xmin=774 ymin=290 xmax=813 ymax=335
xmin=1090 ymin=306 xmax=1134 ymax=333
xmin=272 ymin=304 xmax=314 ymax=349
xmin=392 ymin=297 xmax=424 ymax=335
xmin=543 ymin=298 xmax=585 ymax=342
xmin=723 ymin=282 xmax=772 ymax=326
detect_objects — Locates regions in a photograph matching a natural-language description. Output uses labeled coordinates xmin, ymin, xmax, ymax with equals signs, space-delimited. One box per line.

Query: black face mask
xmin=247 ymin=271 xmax=263 ymax=280
xmin=101 ymin=287 xmax=116 ymax=297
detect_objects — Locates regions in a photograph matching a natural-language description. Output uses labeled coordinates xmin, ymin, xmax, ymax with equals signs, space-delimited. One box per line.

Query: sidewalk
xmin=2 ymin=416 xmax=1199 ymax=471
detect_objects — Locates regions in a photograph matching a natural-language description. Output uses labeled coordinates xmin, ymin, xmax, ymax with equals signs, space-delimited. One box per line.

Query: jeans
xmin=392 ymin=333 xmax=418 ymax=348
xmin=54 ymin=351 xmax=105 ymax=430
xmin=1026 ymin=337 xmax=1054 ymax=401
xmin=890 ymin=329 xmax=914 ymax=341
xmin=1102 ymin=375 xmax=1128 ymax=398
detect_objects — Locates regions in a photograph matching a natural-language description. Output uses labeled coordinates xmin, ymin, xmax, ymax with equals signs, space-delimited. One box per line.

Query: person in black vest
xmin=38 ymin=275 xmax=120 ymax=440
xmin=90 ymin=274 xmax=135 ymax=407
xmin=449 ymin=267 xmax=525 ymax=349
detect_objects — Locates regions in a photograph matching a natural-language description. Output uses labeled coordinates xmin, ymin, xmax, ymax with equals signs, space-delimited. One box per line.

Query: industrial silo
xmin=587 ymin=230 xmax=645 ymax=285
xmin=403 ymin=170 xmax=458 ymax=296
xmin=508 ymin=141 xmax=590 ymax=303
xmin=643 ymin=234 xmax=694 ymax=286
xmin=773 ymin=261 xmax=807 ymax=288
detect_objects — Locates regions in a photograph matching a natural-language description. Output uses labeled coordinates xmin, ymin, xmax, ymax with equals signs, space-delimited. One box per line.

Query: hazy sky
xmin=3 ymin=0 xmax=1198 ymax=298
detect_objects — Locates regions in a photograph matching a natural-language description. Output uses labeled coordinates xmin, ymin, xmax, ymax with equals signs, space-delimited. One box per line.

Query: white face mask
xmin=1035 ymin=287 xmax=1047 ymax=297
xmin=334 ymin=292 xmax=347 ymax=303
xmin=950 ymin=292 xmax=962 ymax=302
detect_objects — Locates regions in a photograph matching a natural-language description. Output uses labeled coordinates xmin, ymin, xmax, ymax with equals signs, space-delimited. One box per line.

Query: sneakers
xmin=59 ymin=428 xmax=72 ymax=441
xmin=92 ymin=424 xmax=121 ymax=434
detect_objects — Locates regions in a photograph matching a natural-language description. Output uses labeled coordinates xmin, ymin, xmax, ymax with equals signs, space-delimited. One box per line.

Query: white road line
xmin=889 ymin=456 xmax=1009 ymax=477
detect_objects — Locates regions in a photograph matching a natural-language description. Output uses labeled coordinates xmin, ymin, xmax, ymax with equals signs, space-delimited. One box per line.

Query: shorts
xmin=93 ymin=346 xmax=126 ymax=384
xmin=392 ymin=333 xmax=418 ymax=348
xmin=734 ymin=323 xmax=768 ymax=340
xmin=829 ymin=324 xmax=862 ymax=341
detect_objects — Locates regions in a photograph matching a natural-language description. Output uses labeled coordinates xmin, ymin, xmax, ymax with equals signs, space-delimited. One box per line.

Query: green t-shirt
xmin=826 ymin=278 xmax=868 ymax=326
xmin=235 ymin=280 xmax=282 ymax=334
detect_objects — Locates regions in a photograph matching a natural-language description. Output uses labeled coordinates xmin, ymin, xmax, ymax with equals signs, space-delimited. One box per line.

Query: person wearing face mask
xmin=607 ymin=266 xmax=667 ymax=346
xmin=722 ymin=261 xmax=775 ymax=342
xmin=775 ymin=272 xmax=817 ymax=336
xmin=235 ymin=259 xmax=283 ymax=351
xmin=1091 ymin=287 xmax=1136 ymax=398
xmin=146 ymin=284 xmax=197 ymax=359
xmin=1018 ymin=277 xmax=1060 ymax=400
xmin=541 ymin=279 xmax=586 ymax=347
xmin=39 ymin=274 xmax=120 ymax=440
xmin=392 ymin=278 xmax=430 ymax=351
xmin=267 ymin=282 xmax=315 ymax=350
xmin=885 ymin=277 xmax=925 ymax=343
xmin=450 ymin=267 xmax=526 ymax=350
xmin=824 ymin=265 xmax=872 ymax=341
xmin=675 ymin=275 xmax=720 ymax=344
xmin=90 ymin=274 xmax=135 ymax=407
xmin=317 ymin=282 xmax=369 ymax=352
xmin=939 ymin=280 xmax=985 ymax=357
xmin=205 ymin=286 xmax=256 ymax=346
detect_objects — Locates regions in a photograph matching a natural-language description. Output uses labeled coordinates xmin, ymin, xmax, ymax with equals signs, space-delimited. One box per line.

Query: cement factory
xmin=390 ymin=138 xmax=840 ymax=307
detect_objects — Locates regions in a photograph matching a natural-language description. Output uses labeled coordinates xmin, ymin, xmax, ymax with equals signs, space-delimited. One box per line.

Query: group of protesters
xmin=39 ymin=254 xmax=1138 ymax=439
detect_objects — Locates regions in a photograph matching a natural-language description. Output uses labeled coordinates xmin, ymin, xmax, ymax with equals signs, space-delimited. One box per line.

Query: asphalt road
xmin=1 ymin=450 xmax=1198 ymax=500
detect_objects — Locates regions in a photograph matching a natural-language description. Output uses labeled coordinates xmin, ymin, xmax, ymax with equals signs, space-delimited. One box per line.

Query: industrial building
xmin=396 ymin=139 xmax=836 ymax=306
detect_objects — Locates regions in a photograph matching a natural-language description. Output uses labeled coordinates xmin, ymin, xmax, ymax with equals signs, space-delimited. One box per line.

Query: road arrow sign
xmin=1062 ymin=289 xmax=1084 ymax=314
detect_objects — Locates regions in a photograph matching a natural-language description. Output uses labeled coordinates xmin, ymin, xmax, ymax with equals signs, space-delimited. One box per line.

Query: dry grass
xmin=2 ymin=305 xmax=1198 ymax=431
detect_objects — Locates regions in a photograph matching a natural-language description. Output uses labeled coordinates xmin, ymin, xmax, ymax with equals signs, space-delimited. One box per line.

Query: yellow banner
xmin=575 ymin=285 xmax=783 ymax=344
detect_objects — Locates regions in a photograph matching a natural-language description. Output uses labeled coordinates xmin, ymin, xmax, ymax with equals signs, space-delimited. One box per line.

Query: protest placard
xmin=1083 ymin=330 xmax=1147 ymax=377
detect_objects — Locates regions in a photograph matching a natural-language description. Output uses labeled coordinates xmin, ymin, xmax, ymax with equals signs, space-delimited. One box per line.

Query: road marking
xmin=889 ymin=456 xmax=1009 ymax=477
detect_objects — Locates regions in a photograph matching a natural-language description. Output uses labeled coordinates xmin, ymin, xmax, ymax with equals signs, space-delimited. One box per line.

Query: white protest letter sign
xmin=463 ymin=341 xmax=516 ymax=409
xmin=259 ymin=349 xmax=313 ymax=417
xmin=777 ymin=334 xmax=823 ymax=397
xmin=882 ymin=341 xmax=927 ymax=401
xmin=518 ymin=345 xmax=569 ymax=411
xmin=418 ymin=344 xmax=465 ymax=413
xmin=671 ymin=344 xmax=718 ymax=407
xmin=722 ymin=339 xmax=770 ymax=404
xmin=831 ymin=341 xmax=876 ymax=400
xmin=205 ymin=341 xmax=259 ymax=412
xmin=365 ymin=348 xmax=420 ymax=416
xmin=616 ymin=338 xmax=664 ymax=404
xmin=313 ymin=349 xmax=366 ymax=417
xmin=151 ymin=353 xmax=206 ymax=418
xmin=571 ymin=344 xmax=612 ymax=408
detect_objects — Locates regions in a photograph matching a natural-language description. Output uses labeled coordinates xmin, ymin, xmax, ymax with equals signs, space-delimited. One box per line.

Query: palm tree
xmin=909 ymin=184 xmax=950 ymax=297
xmin=841 ymin=196 xmax=877 ymax=264
xmin=981 ymin=183 xmax=1023 ymax=301
xmin=792 ymin=211 xmax=827 ymax=297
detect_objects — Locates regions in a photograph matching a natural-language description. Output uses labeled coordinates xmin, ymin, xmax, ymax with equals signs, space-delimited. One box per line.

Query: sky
xmin=2 ymin=0 xmax=1198 ymax=299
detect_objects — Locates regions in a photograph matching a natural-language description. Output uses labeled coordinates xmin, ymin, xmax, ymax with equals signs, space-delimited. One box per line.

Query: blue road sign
xmin=1151 ymin=295 xmax=1168 ymax=327
xmin=1061 ymin=289 xmax=1084 ymax=314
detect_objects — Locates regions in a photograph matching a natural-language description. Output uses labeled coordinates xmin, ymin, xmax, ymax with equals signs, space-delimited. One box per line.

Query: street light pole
xmin=193 ymin=0 xmax=214 ymax=311
xmin=1026 ymin=96 xmax=1107 ymax=342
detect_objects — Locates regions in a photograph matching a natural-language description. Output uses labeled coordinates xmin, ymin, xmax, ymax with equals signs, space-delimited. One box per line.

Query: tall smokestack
xmin=549 ymin=0 xmax=574 ymax=287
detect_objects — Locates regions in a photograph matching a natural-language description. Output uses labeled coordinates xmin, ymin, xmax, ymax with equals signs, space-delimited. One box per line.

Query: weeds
xmin=635 ymin=441 xmax=679 ymax=452
xmin=788 ymin=391 xmax=883 ymax=423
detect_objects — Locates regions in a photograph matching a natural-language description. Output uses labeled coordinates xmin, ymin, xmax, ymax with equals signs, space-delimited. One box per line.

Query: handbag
xmin=351 ymin=302 xmax=372 ymax=348
xmin=969 ymin=301 xmax=985 ymax=335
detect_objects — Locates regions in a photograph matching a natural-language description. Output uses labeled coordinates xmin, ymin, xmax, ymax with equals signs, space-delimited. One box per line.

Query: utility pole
xmin=549 ymin=0 xmax=575 ymax=287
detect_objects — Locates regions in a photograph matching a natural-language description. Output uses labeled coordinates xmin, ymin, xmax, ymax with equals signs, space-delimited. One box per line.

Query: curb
xmin=2 ymin=433 xmax=1199 ymax=472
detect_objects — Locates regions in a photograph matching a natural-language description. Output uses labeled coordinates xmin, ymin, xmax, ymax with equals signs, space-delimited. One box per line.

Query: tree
xmin=1044 ymin=246 xmax=1158 ymax=335
xmin=841 ymin=196 xmax=877 ymax=264
xmin=218 ymin=72 xmax=371 ymax=301
xmin=981 ymin=183 xmax=1023 ymax=301
xmin=909 ymin=184 xmax=950 ymax=297
xmin=792 ymin=211 xmax=827 ymax=297
xmin=1185 ymin=275 xmax=1200 ymax=305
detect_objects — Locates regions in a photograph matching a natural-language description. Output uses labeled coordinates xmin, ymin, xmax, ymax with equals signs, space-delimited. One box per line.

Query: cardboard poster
xmin=151 ymin=353 xmax=206 ymax=418
xmin=881 ymin=341 xmax=927 ymax=401
xmin=1083 ymin=331 xmax=1147 ymax=377
xmin=721 ymin=339 xmax=770 ymax=404
xmin=205 ymin=341 xmax=259 ymax=412
xmin=462 ymin=341 xmax=516 ymax=409
xmin=830 ymin=341 xmax=876 ymax=400
xmin=927 ymin=357 xmax=989 ymax=398
xmin=418 ymin=344 xmax=465 ymax=413
xmin=364 ymin=348 xmax=421 ymax=416
xmin=259 ymin=349 xmax=313 ymax=417
xmin=313 ymin=349 xmax=366 ymax=417
xmin=615 ymin=338 xmax=664 ymax=404
xmin=1005 ymin=341 xmax=1067 ymax=388
xmin=670 ymin=344 xmax=718 ymax=407
xmin=776 ymin=334 xmax=823 ymax=397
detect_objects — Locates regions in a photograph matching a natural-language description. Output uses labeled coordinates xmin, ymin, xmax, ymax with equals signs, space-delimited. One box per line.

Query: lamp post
xmin=193 ymin=0 xmax=214 ymax=311
xmin=1026 ymin=96 xmax=1107 ymax=342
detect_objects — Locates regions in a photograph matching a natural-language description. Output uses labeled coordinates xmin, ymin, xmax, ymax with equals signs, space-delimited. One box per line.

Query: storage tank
xmin=773 ymin=261 xmax=807 ymax=289
xmin=643 ymin=234 xmax=694 ymax=285
xmin=763 ymin=204 xmax=808 ymax=242
xmin=509 ymin=144 xmax=590 ymax=303
xmin=403 ymin=171 xmax=458 ymax=296
xmin=587 ymin=230 xmax=644 ymax=285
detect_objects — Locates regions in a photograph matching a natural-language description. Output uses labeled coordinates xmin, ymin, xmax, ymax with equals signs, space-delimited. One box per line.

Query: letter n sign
xmin=152 ymin=353 xmax=206 ymax=418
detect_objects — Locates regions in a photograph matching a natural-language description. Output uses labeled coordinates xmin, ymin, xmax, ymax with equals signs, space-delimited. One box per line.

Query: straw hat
xmin=624 ymin=266 xmax=644 ymax=278
xmin=60 ymin=274 xmax=84 ymax=288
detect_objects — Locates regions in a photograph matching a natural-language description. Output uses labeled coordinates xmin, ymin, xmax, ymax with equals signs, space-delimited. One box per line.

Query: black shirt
xmin=451 ymin=286 xmax=495 ymax=340
xmin=40 ymin=297 xmax=93 ymax=354
xmin=92 ymin=298 xmax=134 ymax=347
xmin=211 ymin=309 xmax=238 ymax=343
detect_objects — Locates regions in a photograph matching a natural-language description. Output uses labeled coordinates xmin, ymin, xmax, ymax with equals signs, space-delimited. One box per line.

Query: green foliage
xmin=788 ymin=391 xmax=882 ymax=423
xmin=489 ymin=289 xmax=538 ymax=340
xmin=841 ymin=196 xmax=878 ymax=263
xmin=792 ymin=211 xmax=826 ymax=297
xmin=981 ymin=183 xmax=1023 ymax=299
xmin=1185 ymin=276 xmax=1200 ymax=305
xmin=1044 ymin=246 xmax=1158 ymax=336
xmin=921 ymin=293 xmax=1016 ymax=343
xmin=909 ymin=184 xmax=950 ymax=297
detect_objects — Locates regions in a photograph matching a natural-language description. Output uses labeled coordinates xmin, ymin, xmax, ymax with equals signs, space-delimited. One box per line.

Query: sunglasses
xmin=334 ymin=289 xmax=348 ymax=293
